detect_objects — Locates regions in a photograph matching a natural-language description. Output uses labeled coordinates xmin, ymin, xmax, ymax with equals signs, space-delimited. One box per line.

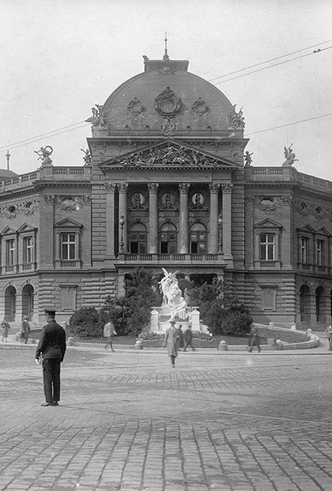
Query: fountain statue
xmin=159 ymin=268 xmax=187 ymax=320
xmin=150 ymin=268 xmax=202 ymax=332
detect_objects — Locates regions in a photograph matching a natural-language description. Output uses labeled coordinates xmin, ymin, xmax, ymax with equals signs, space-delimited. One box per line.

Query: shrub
xmin=139 ymin=332 xmax=165 ymax=340
xmin=192 ymin=331 xmax=214 ymax=340
xmin=69 ymin=307 xmax=102 ymax=338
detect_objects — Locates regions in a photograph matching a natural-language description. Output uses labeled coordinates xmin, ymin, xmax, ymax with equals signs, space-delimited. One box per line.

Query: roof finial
xmin=163 ymin=32 xmax=169 ymax=61
xmin=6 ymin=150 xmax=10 ymax=170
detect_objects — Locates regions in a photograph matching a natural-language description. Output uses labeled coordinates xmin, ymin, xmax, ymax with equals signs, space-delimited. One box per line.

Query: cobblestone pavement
xmin=1 ymin=344 xmax=332 ymax=490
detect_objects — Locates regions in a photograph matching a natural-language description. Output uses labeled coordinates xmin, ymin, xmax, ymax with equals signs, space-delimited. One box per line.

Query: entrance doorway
xmin=22 ymin=284 xmax=34 ymax=320
xmin=5 ymin=285 xmax=16 ymax=322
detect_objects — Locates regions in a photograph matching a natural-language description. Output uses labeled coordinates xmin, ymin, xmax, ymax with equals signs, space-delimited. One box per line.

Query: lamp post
xmin=218 ymin=215 xmax=223 ymax=253
xmin=119 ymin=215 xmax=125 ymax=253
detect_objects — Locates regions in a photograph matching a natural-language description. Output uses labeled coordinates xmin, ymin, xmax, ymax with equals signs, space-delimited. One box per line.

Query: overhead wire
xmin=0 ymin=122 xmax=88 ymax=152
xmin=1 ymin=40 xmax=332 ymax=153
xmin=208 ymin=39 xmax=332 ymax=82
xmin=246 ymin=112 xmax=332 ymax=136
xmin=212 ymin=46 xmax=332 ymax=85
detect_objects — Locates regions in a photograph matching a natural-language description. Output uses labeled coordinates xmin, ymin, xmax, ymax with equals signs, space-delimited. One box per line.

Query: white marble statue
xmin=159 ymin=268 xmax=187 ymax=319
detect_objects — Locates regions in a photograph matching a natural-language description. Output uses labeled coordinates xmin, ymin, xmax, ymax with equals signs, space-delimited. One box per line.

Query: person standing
xmin=177 ymin=324 xmax=184 ymax=351
xmin=35 ymin=309 xmax=66 ymax=407
xmin=164 ymin=320 xmax=180 ymax=368
xmin=1 ymin=317 xmax=10 ymax=342
xmin=248 ymin=324 xmax=261 ymax=353
xmin=21 ymin=317 xmax=30 ymax=344
xmin=325 ymin=325 xmax=332 ymax=350
xmin=103 ymin=320 xmax=117 ymax=351
xmin=183 ymin=324 xmax=195 ymax=351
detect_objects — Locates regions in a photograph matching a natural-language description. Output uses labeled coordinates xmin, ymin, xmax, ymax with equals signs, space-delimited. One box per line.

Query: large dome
xmin=101 ymin=54 xmax=235 ymax=134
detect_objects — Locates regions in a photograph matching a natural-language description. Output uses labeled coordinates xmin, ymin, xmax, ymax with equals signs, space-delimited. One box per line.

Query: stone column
xmin=105 ymin=183 xmax=116 ymax=258
xmin=118 ymin=183 xmax=128 ymax=252
xmin=148 ymin=183 xmax=159 ymax=254
xmin=209 ymin=183 xmax=220 ymax=253
xmin=221 ymin=183 xmax=233 ymax=259
xmin=179 ymin=183 xmax=190 ymax=254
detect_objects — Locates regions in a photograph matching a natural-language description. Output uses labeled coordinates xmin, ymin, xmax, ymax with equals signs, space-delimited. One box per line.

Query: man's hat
xmin=45 ymin=308 xmax=56 ymax=315
xmin=169 ymin=320 xmax=176 ymax=325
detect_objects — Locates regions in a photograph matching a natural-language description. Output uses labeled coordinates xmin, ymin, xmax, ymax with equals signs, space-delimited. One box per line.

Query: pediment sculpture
xmin=111 ymin=144 xmax=222 ymax=169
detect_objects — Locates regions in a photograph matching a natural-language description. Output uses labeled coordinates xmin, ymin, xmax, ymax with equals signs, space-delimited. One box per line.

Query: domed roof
xmin=101 ymin=53 xmax=235 ymax=134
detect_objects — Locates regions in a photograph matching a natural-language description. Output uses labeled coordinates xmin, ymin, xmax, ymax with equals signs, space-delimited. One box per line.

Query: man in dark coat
xmin=35 ymin=309 xmax=66 ymax=406
xmin=183 ymin=324 xmax=195 ymax=351
xmin=21 ymin=317 xmax=30 ymax=344
xmin=248 ymin=324 xmax=261 ymax=353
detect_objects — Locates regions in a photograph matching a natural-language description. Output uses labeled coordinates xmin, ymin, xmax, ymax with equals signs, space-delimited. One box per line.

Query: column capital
xmin=118 ymin=183 xmax=128 ymax=193
xmin=221 ymin=183 xmax=233 ymax=193
xmin=105 ymin=183 xmax=117 ymax=193
xmin=209 ymin=183 xmax=220 ymax=194
xmin=179 ymin=183 xmax=190 ymax=194
xmin=148 ymin=183 xmax=159 ymax=194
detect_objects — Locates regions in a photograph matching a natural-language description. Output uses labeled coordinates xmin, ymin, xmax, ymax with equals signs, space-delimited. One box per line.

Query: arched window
xmin=190 ymin=223 xmax=207 ymax=254
xmin=159 ymin=222 xmax=177 ymax=254
xmin=129 ymin=222 xmax=147 ymax=254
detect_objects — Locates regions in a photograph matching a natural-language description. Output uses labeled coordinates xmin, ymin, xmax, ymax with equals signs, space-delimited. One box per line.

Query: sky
xmin=1 ymin=0 xmax=332 ymax=179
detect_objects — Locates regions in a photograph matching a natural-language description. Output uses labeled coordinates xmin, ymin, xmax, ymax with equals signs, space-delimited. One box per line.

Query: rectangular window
xmin=300 ymin=237 xmax=309 ymax=264
xmin=61 ymin=233 xmax=76 ymax=260
xmin=260 ymin=233 xmax=276 ymax=260
xmin=316 ymin=240 xmax=324 ymax=265
xmin=23 ymin=237 xmax=33 ymax=264
xmin=6 ymin=239 xmax=15 ymax=265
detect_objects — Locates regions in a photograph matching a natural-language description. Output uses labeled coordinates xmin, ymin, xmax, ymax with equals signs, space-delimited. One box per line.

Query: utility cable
xmin=209 ymin=39 xmax=332 ymax=82
xmin=213 ymin=46 xmax=332 ymax=85
xmin=246 ymin=112 xmax=332 ymax=136
xmin=0 ymin=121 xmax=86 ymax=152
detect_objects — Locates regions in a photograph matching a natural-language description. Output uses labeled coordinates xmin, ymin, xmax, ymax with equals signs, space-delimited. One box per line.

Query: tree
xmin=193 ymin=277 xmax=252 ymax=336
xmin=100 ymin=267 xmax=157 ymax=336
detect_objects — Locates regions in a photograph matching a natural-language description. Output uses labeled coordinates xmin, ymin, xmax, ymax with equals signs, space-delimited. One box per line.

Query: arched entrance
xmin=22 ymin=284 xmax=34 ymax=321
xmin=299 ymin=284 xmax=311 ymax=322
xmin=5 ymin=285 xmax=16 ymax=322
xmin=316 ymin=286 xmax=326 ymax=323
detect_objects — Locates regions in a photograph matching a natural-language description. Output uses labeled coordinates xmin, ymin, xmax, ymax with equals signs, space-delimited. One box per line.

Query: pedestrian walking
xmin=103 ymin=320 xmax=117 ymax=351
xmin=1 ymin=317 xmax=10 ymax=342
xmin=35 ymin=309 xmax=66 ymax=407
xmin=164 ymin=320 xmax=180 ymax=368
xmin=183 ymin=323 xmax=195 ymax=351
xmin=21 ymin=317 xmax=30 ymax=344
xmin=248 ymin=324 xmax=261 ymax=353
xmin=325 ymin=325 xmax=332 ymax=350
xmin=177 ymin=324 xmax=184 ymax=350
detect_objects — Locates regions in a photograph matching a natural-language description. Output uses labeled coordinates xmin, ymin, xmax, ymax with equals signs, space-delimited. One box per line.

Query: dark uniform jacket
xmin=35 ymin=320 xmax=66 ymax=361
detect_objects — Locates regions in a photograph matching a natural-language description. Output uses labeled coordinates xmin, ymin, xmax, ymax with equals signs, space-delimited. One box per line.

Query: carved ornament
xmin=192 ymin=97 xmax=209 ymax=116
xmin=147 ymin=183 xmax=159 ymax=194
xmin=154 ymin=87 xmax=181 ymax=118
xmin=112 ymin=144 xmax=222 ymax=169
xmin=127 ymin=97 xmax=145 ymax=116
xmin=179 ymin=183 xmax=190 ymax=194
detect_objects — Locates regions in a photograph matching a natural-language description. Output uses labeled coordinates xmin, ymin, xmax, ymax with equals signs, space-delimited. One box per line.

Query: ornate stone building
xmin=1 ymin=50 xmax=332 ymax=328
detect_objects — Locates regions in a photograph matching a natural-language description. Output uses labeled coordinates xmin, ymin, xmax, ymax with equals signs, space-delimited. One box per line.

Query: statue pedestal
xmin=150 ymin=306 xmax=202 ymax=333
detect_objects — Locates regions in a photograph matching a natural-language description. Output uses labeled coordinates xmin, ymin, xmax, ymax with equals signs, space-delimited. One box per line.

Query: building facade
xmin=1 ymin=51 xmax=332 ymax=328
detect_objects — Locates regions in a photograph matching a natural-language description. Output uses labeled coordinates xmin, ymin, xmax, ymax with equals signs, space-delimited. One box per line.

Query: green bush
xmin=69 ymin=307 xmax=102 ymax=338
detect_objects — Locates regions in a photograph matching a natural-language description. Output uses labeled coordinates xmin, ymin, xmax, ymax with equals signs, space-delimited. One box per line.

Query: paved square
xmin=1 ymin=344 xmax=332 ymax=490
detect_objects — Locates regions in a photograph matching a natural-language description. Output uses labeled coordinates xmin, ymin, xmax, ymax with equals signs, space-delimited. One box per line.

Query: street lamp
xmin=119 ymin=215 xmax=125 ymax=253
xmin=218 ymin=215 xmax=223 ymax=253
